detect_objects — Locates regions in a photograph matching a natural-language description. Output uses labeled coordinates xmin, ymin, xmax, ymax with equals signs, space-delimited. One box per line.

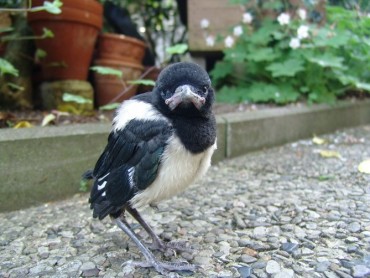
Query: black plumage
xmin=90 ymin=119 xmax=173 ymax=219
xmin=85 ymin=62 xmax=217 ymax=275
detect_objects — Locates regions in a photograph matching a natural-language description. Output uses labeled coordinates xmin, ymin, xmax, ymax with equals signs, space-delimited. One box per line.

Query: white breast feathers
xmin=130 ymin=136 xmax=217 ymax=209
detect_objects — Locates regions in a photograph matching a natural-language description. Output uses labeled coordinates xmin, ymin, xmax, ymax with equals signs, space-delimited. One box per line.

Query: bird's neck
xmin=170 ymin=114 xmax=217 ymax=154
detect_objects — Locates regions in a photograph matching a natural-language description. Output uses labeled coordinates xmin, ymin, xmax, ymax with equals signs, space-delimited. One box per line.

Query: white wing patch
xmin=97 ymin=181 xmax=107 ymax=191
xmin=130 ymin=135 xmax=217 ymax=209
xmin=128 ymin=167 xmax=135 ymax=188
xmin=97 ymin=173 xmax=110 ymax=197
xmin=113 ymin=100 xmax=168 ymax=131
xmin=98 ymin=173 xmax=110 ymax=181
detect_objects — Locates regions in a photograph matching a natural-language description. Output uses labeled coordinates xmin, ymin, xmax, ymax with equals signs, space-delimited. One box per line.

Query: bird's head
xmin=153 ymin=62 xmax=214 ymax=116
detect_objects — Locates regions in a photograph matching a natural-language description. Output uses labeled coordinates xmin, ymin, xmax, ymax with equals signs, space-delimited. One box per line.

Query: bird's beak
xmin=165 ymin=85 xmax=206 ymax=111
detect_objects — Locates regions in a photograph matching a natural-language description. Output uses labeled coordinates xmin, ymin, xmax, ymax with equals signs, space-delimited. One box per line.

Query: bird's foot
xmin=150 ymin=240 xmax=196 ymax=254
xmin=123 ymin=259 xmax=199 ymax=277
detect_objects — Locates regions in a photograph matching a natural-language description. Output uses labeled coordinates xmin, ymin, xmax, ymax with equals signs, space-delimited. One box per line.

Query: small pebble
xmin=237 ymin=266 xmax=252 ymax=278
xmin=316 ymin=261 xmax=331 ymax=272
xmin=281 ymin=242 xmax=299 ymax=253
xmin=347 ymin=222 xmax=361 ymax=233
xmin=265 ymin=260 xmax=281 ymax=274
xmin=345 ymin=236 xmax=359 ymax=243
xmin=274 ymin=268 xmax=294 ymax=278
xmin=352 ymin=265 xmax=370 ymax=278
xmin=240 ymin=254 xmax=257 ymax=263
xmin=301 ymin=247 xmax=315 ymax=256
xmin=252 ymin=260 xmax=267 ymax=269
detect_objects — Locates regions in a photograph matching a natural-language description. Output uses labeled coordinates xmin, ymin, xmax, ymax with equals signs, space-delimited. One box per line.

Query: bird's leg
xmin=126 ymin=206 xmax=165 ymax=250
xmin=114 ymin=215 xmax=197 ymax=275
xmin=126 ymin=206 xmax=195 ymax=253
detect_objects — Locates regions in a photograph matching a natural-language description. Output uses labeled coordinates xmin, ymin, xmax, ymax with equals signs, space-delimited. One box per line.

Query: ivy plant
xmin=0 ymin=0 xmax=62 ymax=78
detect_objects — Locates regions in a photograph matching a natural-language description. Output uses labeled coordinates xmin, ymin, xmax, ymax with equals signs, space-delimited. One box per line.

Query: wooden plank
xmin=187 ymin=0 xmax=326 ymax=52
xmin=188 ymin=0 xmax=243 ymax=51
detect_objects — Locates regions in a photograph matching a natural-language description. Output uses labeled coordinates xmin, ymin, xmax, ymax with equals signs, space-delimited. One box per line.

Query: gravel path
xmin=1 ymin=125 xmax=370 ymax=278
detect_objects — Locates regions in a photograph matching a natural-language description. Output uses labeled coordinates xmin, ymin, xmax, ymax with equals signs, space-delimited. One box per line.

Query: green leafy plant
xmin=0 ymin=0 xmax=62 ymax=79
xmin=62 ymin=92 xmax=93 ymax=104
xmin=0 ymin=0 xmax=62 ymax=14
xmin=1 ymin=27 xmax=54 ymax=43
xmin=90 ymin=66 xmax=156 ymax=110
xmin=90 ymin=41 xmax=188 ymax=110
xmin=208 ymin=0 xmax=370 ymax=104
xmin=166 ymin=43 xmax=188 ymax=55
xmin=79 ymin=178 xmax=89 ymax=192
xmin=0 ymin=58 xmax=18 ymax=76
xmin=98 ymin=0 xmax=186 ymax=64
xmin=90 ymin=66 xmax=123 ymax=78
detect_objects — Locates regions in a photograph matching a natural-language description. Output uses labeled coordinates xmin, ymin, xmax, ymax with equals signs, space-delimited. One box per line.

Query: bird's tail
xmin=82 ymin=169 xmax=94 ymax=180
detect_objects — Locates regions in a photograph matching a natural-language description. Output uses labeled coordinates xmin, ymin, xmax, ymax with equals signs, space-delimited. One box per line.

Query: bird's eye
xmin=202 ymin=85 xmax=209 ymax=94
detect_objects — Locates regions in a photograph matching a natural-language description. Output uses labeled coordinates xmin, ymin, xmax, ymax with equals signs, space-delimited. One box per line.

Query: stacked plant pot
xmin=94 ymin=33 xmax=146 ymax=106
xmin=28 ymin=0 xmax=103 ymax=81
xmin=27 ymin=0 xmax=103 ymax=111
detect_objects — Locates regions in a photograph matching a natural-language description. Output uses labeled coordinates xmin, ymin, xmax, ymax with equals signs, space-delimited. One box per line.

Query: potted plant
xmin=92 ymin=0 xmax=189 ymax=107
xmin=91 ymin=1 xmax=150 ymax=106
xmin=27 ymin=0 xmax=103 ymax=81
xmin=93 ymin=32 xmax=147 ymax=106
xmin=0 ymin=0 xmax=61 ymax=109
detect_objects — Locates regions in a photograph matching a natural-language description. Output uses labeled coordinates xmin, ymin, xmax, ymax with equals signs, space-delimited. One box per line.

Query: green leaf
xmin=43 ymin=0 xmax=63 ymax=14
xmin=246 ymin=47 xmax=277 ymax=62
xmin=0 ymin=27 xmax=13 ymax=33
xmin=355 ymin=82 xmax=370 ymax=91
xmin=42 ymin=28 xmax=54 ymax=38
xmin=7 ymin=82 xmax=24 ymax=90
xmin=265 ymin=58 xmax=304 ymax=77
xmin=99 ymin=102 xmax=121 ymax=111
xmin=62 ymin=93 xmax=93 ymax=104
xmin=127 ymin=79 xmax=156 ymax=86
xmin=216 ymin=86 xmax=248 ymax=103
xmin=246 ymin=83 xmax=278 ymax=103
xmin=79 ymin=178 xmax=89 ymax=192
xmin=0 ymin=58 xmax=18 ymax=76
xmin=90 ymin=66 xmax=123 ymax=78
xmin=35 ymin=48 xmax=47 ymax=59
xmin=247 ymin=83 xmax=300 ymax=104
xmin=325 ymin=31 xmax=351 ymax=48
xmin=224 ymin=45 xmax=249 ymax=61
xmin=334 ymin=72 xmax=358 ymax=86
xmin=312 ymin=28 xmax=350 ymax=48
xmin=166 ymin=43 xmax=188 ymax=55
xmin=308 ymin=89 xmax=336 ymax=104
xmin=210 ymin=61 xmax=233 ymax=81
xmin=250 ymin=20 xmax=278 ymax=45
xmin=307 ymin=54 xmax=344 ymax=69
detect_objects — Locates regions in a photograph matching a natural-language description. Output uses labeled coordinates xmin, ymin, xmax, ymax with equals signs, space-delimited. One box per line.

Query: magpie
xmin=85 ymin=62 xmax=217 ymax=275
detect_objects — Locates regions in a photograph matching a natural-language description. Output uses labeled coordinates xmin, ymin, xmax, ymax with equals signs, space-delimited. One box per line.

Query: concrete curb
xmin=1 ymin=100 xmax=370 ymax=212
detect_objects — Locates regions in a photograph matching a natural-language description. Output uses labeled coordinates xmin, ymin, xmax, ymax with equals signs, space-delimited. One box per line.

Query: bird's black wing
xmin=89 ymin=119 xmax=173 ymax=220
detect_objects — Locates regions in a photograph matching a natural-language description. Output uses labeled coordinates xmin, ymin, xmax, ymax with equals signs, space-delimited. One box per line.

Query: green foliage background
xmin=211 ymin=1 xmax=370 ymax=104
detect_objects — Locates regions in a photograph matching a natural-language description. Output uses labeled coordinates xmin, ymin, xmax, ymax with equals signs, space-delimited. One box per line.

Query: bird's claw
xmin=165 ymin=240 xmax=197 ymax=253
xmin=122 ymin=259 xmax=199 ymax=277
xmin=149 ymin=240 xmax=197 ymax=254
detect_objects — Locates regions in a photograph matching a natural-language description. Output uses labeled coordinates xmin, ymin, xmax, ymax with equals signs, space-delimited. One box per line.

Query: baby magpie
xmin=86 ymin=62 xmax=217 ymax=275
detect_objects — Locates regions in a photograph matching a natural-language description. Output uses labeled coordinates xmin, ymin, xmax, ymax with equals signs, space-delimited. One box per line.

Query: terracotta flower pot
xmin=137 ymin=66 xmax=161 ymax=94
xmin=27 ymin=0 xmax=103 ymax=81
xmin=0 ymin=11 xmax=12 ymax=56
xmin=96 ymin=33 xmax=146 ymax=64
xmin=94 ymin=59 xmax=144 ymax=107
